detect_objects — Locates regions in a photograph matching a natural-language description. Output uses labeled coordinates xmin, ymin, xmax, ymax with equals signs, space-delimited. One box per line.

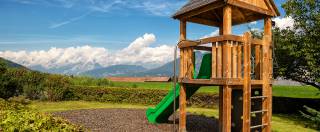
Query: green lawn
xmin=111 ymin=82 xmax=320 ymax=98
xmin=30 ymin=101 xmax=317 ymax=132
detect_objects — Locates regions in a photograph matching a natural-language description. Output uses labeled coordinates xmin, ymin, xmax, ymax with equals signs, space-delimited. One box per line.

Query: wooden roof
xmin=173 ymin=0 xmax=280 ymax=26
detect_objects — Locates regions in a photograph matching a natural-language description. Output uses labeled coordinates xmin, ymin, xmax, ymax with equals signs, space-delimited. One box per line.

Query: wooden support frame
xmin=179 ymin=20 xmax=187 ymax=132
xmin=242 ymin=32 xmax=252 ymax=132
xmin=220 ymin=5 xmax=232 ymax=132
xmin=174 ymin=2 xmax=275 ymax=132
xmin=262 ymin=17 xmax=272 ymax=132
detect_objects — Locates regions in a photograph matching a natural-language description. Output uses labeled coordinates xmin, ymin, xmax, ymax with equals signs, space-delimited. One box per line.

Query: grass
xmin=30 ymin=101 xmax=317 ymax=132
xmin=272 ymin=85 xmax=320 ymax=98
xmin=111 ymin=82 xmax=320 ymax=98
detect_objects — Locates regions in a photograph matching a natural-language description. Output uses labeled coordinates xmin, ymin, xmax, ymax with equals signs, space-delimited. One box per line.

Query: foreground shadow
xmin=168 ymin=114 xmax=219 ymax=132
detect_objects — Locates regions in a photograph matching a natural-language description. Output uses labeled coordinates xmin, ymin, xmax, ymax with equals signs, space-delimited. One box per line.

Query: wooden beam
xmin=262 ymin=17 xmax=272 ymax=132
xmin=221 ymin=5 xmax=232 ymax=132
xmin=212 ymin=42 xmax=217 ymax=78
xmin=252 ymin=38 xmax=263 ymax=45
xmin=234 ymin=6 xmax=247 ymax=22
xmin=227 ymin=0 xmax=275 ymax=16
xmin=232 ymin=41 xmax=237 ymax=78
xmin=179 ymin=20 xmax=187 ymax=132
xmin=178 ymin=35 xmax=243 ymax=48
xmin=179 ymin=78 xmax=265 ymax=87
xmin=237 ymin=43 xmax=242 ymax=79
xmin=181 ymin=78 xmax=243 ymax=85
xmin=194 ymin=46 xmax=212 ymax=51
xmin=175 ymin=1 xmax=225 ymax=20
xmin=218 ymin=25 xmax=223 ymax=132
xmin=242 ymin=32 xmax=251 ymax=132
xmin=188 ymin=17 xmax=221 ymax=27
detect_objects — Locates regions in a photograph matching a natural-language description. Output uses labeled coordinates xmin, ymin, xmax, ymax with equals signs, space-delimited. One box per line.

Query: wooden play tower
xmin=173 ymin=0 xmax=280 ymax=132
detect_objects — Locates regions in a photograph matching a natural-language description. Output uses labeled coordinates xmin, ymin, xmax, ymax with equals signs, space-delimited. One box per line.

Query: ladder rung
xmin=251 ymin=110 xmax=268 ymax=114
xmin=251 ymin=96 xmax=267 ymax=99
xmin=250 ymin=124 xmax=268 ymax=129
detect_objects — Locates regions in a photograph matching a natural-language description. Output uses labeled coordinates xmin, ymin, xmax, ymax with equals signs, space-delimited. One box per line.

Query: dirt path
xmin=53 ymin=108 xmax=218 ymax=132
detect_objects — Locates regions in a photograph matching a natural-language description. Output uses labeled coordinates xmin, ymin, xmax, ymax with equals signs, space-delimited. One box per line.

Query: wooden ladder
xmin=250 ymin=89 xmax=270 ymax=131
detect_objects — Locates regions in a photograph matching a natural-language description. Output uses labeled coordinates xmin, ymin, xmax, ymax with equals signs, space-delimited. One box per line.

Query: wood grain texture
xmin=242 ymin=32 xmax=252 ymax=132
xmin=221 ymin=5 xmax=232 ymax=132
xmin=179 ymin=20 xmax=187 ymax=132
xmin=262 ymin=17 xmax=272 ymax=132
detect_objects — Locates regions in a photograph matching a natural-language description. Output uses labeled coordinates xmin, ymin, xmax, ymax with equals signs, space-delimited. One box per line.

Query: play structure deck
xmin=146 ymin=0 xmax=280 ymax=132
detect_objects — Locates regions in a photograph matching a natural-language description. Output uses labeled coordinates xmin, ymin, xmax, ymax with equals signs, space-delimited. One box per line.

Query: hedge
xmin=67 ymin=86 xmax=219 ymax=108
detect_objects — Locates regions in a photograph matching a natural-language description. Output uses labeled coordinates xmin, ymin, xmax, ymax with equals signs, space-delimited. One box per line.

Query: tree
xmin=273 ymin=0 xmax=320 ymax=90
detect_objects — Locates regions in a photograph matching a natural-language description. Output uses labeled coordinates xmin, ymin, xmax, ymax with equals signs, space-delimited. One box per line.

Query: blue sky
xmin=0 ymin=0 xmax=292 ymax=73
xmin=0 ymin=0 xmax=287 ymax=51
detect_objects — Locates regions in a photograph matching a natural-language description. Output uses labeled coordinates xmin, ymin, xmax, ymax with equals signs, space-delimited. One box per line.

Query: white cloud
xmin=201 ymin=29 xmax=219 ymax=39
xmin=249 ymin=21 xmax=257 ymax=26
xmin=49 ymin=11 xmax=92 ymax=29
xmin=0 ymin=33 xmax=174 ymax=74
xmin=273 ymin=16 xmax=294 ymax=30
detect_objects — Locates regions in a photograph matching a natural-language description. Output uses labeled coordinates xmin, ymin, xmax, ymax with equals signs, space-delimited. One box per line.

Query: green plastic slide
xmin=146 ymin=53 xmax=212 ymax=124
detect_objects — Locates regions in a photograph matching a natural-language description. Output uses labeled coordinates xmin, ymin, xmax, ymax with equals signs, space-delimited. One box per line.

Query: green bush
xmin=0 ymin=98 xmax=84 ymax=131
xmin=67 ymin=86 xmax=218 ymax=107
xmin=0 ymin=68 xmax=25 ymax=99
xmin=300 ymin=106 xmax=320 ymax=129
xmin=132 ymin=84 xmax=138 ymax=88
xmin=44 ymin=75 xmax=71 ymax=101
xmin=70 ymin=76 xmax=112 ymax=87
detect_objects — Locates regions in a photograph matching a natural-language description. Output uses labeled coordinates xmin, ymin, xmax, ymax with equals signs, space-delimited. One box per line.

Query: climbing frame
xmin=173 ymin=0 xmax=279 ymax=131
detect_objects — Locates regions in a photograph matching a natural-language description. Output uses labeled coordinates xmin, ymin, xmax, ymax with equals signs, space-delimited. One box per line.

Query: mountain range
xmin=0 ymin=57 xmax=27 ymax=69
xmin=0 ymin=51 xmax=206 ymax=77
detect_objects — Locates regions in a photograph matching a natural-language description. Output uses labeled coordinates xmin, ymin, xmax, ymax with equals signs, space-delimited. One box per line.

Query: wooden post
xmin=212 ymin=42 xmax=217 ymax=78
xmin=255 ymin=45 xmax=261 ymax=79
xmin=221 ymin=5 xmax=232 ymax=132
xmin=262 ymin=17 xmax=272 ymax=132
xmin=218 ymin=25 xmax=223 ymax=132
xmin=232 ymin=41 xmax=237 ymax=78
xmin=237 ymin=43 xmax=242 ymax=79
xmin=242 ymin=32 xmax=252 ymax=132
xmin=179 ymin=20 xmax=187 ymax=132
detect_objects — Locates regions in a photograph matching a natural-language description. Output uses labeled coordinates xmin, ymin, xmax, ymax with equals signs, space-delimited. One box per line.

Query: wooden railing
xmin=179 ymin=33 xmax=264 ymax=85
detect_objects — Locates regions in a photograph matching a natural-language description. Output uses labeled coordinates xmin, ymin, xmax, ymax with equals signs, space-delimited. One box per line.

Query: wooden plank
xmin=222 ymin=85 xmax=232 ymax=132
xmin=232 ymin=41 xmax=237 ymax=78
xmin=227 ymin=0 xmax=275 ymax=16
xmin=179 ymin=20 xmax=187 ymax=132
xmin=262 ymin=17 xmax=272 ymax=132
xmin=188 ymin=47 xmax=195 ymax=78
xmin=178 ymin=35 xmax=243 ymax=48
xmin=217 ymin=43 xmax=223 ymax=78
xmin=180 ymin=78 xmax=244 ymax=85
xmin=179 ymin=84 xmax=187 ymax=132
xmin=252 ymin=38 xmax=263 ymax=45
xmin=212 ymin=42 xmax=217 ymax=78
xmin=188 ymin=17 xmax=220 ymax=27
xmin=194 ymin=46 xmax=212 ymax=51
xmin=218 ymin=25 xmax=223 ymax=132
xmin=237 ymin=43 xmax=242 ymax=78
xmin=175 ymin=1 xmax=225 ymax=20
xmin=242 ymin=32 xmax=251 ymax=132
xmin=178 ymin=40 xmax=200 ymax=48
xmin=221 ymin=5 xmax=232 ymax=132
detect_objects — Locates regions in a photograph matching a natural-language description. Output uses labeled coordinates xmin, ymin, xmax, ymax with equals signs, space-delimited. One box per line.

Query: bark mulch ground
xmin=53 ymin=108 xmax=219 ymax=132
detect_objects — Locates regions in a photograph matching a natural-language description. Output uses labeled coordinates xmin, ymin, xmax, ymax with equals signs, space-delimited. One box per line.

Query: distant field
xmin=112 ymin=82 xmax=320 ymax=98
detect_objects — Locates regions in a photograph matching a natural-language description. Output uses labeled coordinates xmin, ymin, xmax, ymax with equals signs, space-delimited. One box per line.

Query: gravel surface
xmin=53 ymin=108 xmax=219 ymax=132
